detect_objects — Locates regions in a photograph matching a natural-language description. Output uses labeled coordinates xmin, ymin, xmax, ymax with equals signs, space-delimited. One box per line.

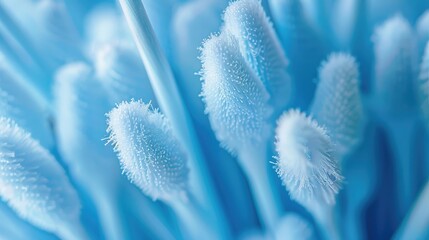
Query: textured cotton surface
xmin=107 ymin=101 xmax=189 ymax=200
xmin=224 ymin=0 xmax=291 ymax=111
xmin=311 ymin=53 xmax=364 ymax=156
xmin=275 ymin=110 xmax=343 ymax=206
xmin=1 ymin=0 xmax=429 ymax=238
xmin=0 ymin=118 xmax=81 ymax=236
xmin=200 ymin=30 xmax=271 ymax=153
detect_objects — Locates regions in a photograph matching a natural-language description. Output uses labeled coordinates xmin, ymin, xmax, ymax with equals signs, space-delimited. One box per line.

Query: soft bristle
xmin=373 ymin=15 xmax=418 ymax=116
xmin=0 ymin=59 xmax=53 ymax=150
xmin=223 ymin=0 xmax=291 ymax=111
xmin=200 ymin=30 xmax=272 ymax=153
xmin=107 ymin=100 xmax=189 ymax=201
xmin=274 ymin=213 xmax=315 ymax=240
xmin=311 ymin=53 xmax=364 ymax=155
xmin=419 ymin=42 xmax=429 ymax=129
xmin=0 ymin=117 xmax=81 ymax=237
xmin=95 ymin=42 xmax=157 ymax=106
xmin=275 ymin=109 xmax=343 ymax=207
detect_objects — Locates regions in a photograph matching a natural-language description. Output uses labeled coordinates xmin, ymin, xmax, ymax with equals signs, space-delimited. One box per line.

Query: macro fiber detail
xmin=0 ymin=0 xmax=429 ymax=239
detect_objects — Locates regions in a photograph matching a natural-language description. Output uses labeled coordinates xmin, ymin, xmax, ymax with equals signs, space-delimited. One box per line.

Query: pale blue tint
xmin=0 ymin=118 xmax=87 ymax=240
xmin=1 ymin=0 xmax=429 ymax=239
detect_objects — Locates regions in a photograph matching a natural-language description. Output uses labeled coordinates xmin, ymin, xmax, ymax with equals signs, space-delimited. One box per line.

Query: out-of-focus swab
xmin=311 ymin=53 xmax=365 ymax=157
xmin=0 ymin=55 xmax=53 ymax=150
xmin=0 ymin=118 xmax=88 ymax=240
xmin=373 ymin=15 xmax=419 ymax=218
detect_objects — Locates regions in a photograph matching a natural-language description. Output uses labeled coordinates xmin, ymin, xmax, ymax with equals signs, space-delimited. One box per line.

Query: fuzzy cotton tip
xmin=311 ymin=53 xmax=364 ymax=155
xmin=223 ymin=0 xmax=291 ymax=111
xmin=107 ymin=100 xmax=189 ymax=201
xmin=0 ymin=117 xmax=82 ymax=238
xmin=200 ymin=30 xmax=272 ymax=153
xmin=275 ymin=110 xmax=343 ymax=207
xmin=374 ymin=15 xmax=418 ymax=116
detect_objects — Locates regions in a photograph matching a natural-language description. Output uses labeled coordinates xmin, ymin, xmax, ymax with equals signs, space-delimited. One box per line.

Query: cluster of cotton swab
xmin=1 ymin=0 xmax=429 ymax=239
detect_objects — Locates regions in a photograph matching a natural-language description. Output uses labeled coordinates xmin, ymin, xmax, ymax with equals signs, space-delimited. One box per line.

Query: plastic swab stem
xmin=124 ymin=185 xmax=177 ymax=240
xmin=118 ymin=0 xmax=231 ymax=238
xmin=166 ymin=193 xmax=216 ymax=240
xmin=238 ymin=143 xmax=283 ymax=231
xmin=385 ymin=116 xmax=418 ymax=218
xmin=94 ymin=190 xmax=130 ymax=240
xmin=311 ymin=203 xmax=340 ymax=240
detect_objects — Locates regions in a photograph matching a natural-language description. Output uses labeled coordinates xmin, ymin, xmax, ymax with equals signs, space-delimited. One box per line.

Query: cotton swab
xmin=118 ymin=1 xmax=231 ymax=238
xmin=274 ymin=109 xmax=343 ymax=240
xmin=107 ymin=100 xmax=216 ymax=240
xmin=201 ymin=29 xmax=282 ymax=231
xmin=0 ymin=118 xmax=88 ymax=240
xmin=224 ymin=0 xmax=291 ymax=114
